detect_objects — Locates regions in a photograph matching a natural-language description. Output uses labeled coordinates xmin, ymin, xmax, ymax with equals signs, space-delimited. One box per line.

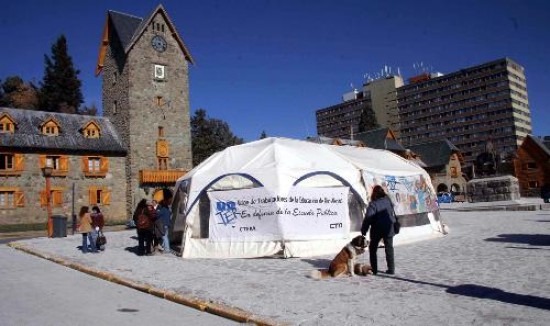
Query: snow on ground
xmin=12 ymin=209 xmax=550 ymax=325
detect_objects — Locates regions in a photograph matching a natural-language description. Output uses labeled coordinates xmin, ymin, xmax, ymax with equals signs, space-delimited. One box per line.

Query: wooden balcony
xmin=139 ymin=169 xmax=187 ymax=184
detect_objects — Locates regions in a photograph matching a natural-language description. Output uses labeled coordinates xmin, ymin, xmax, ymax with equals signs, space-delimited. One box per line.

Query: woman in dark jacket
xmin=361 ymin=185 xmax=397 ymax=275
xmin=90 ymin=206 xmax=105 ymax=252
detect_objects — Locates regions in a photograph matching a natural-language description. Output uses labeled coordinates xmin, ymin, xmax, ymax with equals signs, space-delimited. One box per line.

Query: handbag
xmin=96 ymin=230 xmax=107 ymax=247
xmin=393 ymin=218 xmax=401 ymax=234
xmin=390 ymin=200 xmax=400 ymax=234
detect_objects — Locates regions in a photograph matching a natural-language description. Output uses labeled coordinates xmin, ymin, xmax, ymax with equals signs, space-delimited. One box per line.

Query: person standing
xmin=78 ymin=206 xmax=92 ymax=253
xmin=133 ymin=199 xmax=155 ymax=256
xmin=361 ymin=185 xmax=397 ymax=275
xmin=90 ymin=206 xmax=105 ymax=252
xmin=156 ymin=189 xmax=173 ymax=254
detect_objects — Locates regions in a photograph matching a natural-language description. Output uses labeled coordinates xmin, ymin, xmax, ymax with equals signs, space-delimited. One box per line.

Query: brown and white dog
xmin=310 ymin=235 xmax=372 ymax=279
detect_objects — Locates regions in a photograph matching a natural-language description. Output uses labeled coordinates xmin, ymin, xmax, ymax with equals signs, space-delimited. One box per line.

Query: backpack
xmin=137 ymin=210 xmax=152 ymax=230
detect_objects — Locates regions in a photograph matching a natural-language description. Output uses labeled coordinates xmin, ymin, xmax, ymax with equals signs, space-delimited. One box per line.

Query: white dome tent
xmin=170 ymin=137 xmax=445 ymax=259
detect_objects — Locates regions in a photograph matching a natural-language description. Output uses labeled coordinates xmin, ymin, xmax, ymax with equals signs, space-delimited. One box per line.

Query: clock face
xmin=151 ymin=35 xmax=167 ymax=52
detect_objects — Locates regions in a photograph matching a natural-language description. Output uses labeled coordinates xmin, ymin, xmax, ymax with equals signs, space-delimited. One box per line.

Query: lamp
xmin=42 ymin=163 xmax=54 ymax=237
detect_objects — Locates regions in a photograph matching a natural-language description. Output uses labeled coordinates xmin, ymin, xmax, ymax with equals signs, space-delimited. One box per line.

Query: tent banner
xmin=208 ymin=187 xmax=350 ymax=241
xmin=362 ymin=171 xmax=438 ymax=215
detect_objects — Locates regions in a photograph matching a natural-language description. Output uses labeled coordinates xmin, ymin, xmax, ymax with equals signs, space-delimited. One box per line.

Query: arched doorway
xmin=450 ymin=183 xmax=461 ymax=193
xmin=437 ymin=183 xmax=448 ymax=193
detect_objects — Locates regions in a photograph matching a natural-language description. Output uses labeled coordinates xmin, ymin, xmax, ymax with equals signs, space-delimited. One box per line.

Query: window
xmin=158 ymin=157 xmax=168 ymax=170
xmin=525 ymin=162 xmax=537 ymax=170
xmin=83 ymin=121 xmax=101 ymax=138
xmin=89 ymin=157 xmax=100 ymax=172
xmin=154 ymin=64 xmax=165 ymax=79
xmin=88 ymin=186 xmax=110 ymax=205
xmin=41 ymin=119 xmax=60 ymax=136
xmin=47 ymin=156 xmax=60 ymax=169
xmin=1 ymin=153 xmax=13 ymax=171
xmin=528 ymin=181 xmax=539 ymax=189
xmin=450 ymin=166 xmax=458 ymax=178
xmin=113 ymin=100 xmax=118 ymax=114
xmin=40 ymin=188 xmax=63 ymax=207
xmin=40 ymin=155 xmax=69 ymax=176
xmin=0 ymin=153 xmax=23 ymax=175
xmin=156 ymin=96 xmax=163 ymax=107
xmin=82 ymin=156 xmax=108 ymax=177
xmin=158 ymin=126 xmax=164 ymax=137
xmin=0 ymin=114 xmax=15 ymax=133
xmin=0 ymin=188 xmax=24 ymax=208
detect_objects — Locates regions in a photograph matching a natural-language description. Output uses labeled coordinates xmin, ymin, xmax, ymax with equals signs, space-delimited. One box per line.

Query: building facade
xmin=514 ymin=135 xmax=550 ymax=197
xmin=397 ymin=58 xmax=532 ymax=167
xmin=0 ymin=5 xmax=195 ymax=226
xmin=408 ymin=139 xmax=468 ymax=195
xmin=362 ymin=76 xmax=404 ymax=137
xmin=315 ymin=98 xmax=373 ymax=138
xmin=96 ymin=5 xmax=194 ymax=216
xmin=316 ymin=75 xmax=403 ymax=138
xmin=0 ymin=108 xmax=127 ymax=225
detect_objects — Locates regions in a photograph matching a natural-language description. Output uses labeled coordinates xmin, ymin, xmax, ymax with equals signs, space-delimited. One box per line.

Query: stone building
xmin=0 ymin=4 xmax=195 ymax=225
xmin=0 ymin=108 xmax=126 ymax=225
xmin=408 ymin=139 xmax=468 ymax=195
xmin=95 ymin=4 xmax=194 ymax=216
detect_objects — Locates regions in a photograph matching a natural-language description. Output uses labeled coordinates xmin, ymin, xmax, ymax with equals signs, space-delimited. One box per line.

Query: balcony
xmin=139 ymin=169 xmax=187 ymax=184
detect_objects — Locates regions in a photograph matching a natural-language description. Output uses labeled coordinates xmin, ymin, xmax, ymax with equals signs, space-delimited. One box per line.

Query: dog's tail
xmin=309 ymin=269 xmax=331 ymax=280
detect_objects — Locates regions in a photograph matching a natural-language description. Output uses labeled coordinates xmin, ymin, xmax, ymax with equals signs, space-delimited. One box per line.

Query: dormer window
xmin=82 ymin=120 xmax=101 ymax=139
xmin=0 ymin=113 xmax=16 ymax=133
xmin=41 ymin=118 xmax=60 ymax=136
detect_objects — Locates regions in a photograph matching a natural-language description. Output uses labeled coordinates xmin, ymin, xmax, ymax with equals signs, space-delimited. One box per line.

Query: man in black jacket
xmin=361 ymin=185 xmax=397 ymax=275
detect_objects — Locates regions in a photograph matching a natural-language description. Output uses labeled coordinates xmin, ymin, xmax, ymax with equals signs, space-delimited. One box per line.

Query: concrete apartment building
xmin=397 ymin=58 xmax=532 ymax=167
xmin=316 ymin=75 xmax=403 ymax=138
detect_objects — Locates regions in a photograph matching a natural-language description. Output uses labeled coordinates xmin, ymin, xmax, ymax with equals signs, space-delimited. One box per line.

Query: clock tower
xmin=95 ymin=4 xmax=194 ymax=217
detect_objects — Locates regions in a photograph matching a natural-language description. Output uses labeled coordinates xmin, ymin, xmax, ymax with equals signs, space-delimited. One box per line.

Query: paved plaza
xmin=5 ymin=209 xmax=550 ymax=325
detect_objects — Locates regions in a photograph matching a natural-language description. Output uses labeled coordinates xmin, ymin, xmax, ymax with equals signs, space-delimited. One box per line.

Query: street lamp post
xmin=42 ymin=165 xmax=54 ymax=237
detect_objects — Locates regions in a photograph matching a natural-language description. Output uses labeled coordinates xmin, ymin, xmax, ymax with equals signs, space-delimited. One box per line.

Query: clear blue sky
xmin=1 ymin=0 xmax=549 ymax=142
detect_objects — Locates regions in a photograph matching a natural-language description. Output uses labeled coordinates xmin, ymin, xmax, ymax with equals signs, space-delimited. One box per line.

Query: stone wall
xmin=0 ymin=153 xmax=127 ymax=225
xmin=466 ymin=175 xmax=520 ymax=202
xmin=103 ymin=12 xmax=193 ymax=217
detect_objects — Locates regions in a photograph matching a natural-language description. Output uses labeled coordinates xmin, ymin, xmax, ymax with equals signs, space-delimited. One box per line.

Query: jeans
xmin=81 ymin=233 xmax=89 ymax=253
xmin=89 ymin=229 xmax=99 ymax=252
xmin=162 ymin=225 xmax=170 ymax=252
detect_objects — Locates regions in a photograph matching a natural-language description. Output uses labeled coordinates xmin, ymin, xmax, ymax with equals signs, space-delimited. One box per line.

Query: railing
xmin=139 ymin=169 xmax=187 ymax=184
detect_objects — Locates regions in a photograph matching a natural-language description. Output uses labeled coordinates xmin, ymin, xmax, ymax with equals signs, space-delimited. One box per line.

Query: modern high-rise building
xmin=315 ymin=75 xmax=403 ymax=138
xmin=363 ymin=75 xmax=404 ymax=136
xmin=397 ymin=58 xmax=531 ymax=166
xmin=315 ymin=97 xmax=373 ymax=138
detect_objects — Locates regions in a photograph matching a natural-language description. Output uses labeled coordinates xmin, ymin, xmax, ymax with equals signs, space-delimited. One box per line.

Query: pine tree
xmin=191 ymin=109 xmax=244 ymax=166
xmin=39 ymin=35 xmax=83 ymax=113
xmin=358 ymin=107 xmax=379 ymax=133
xmin=0 ymin=76 xmax=39 ymax=109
